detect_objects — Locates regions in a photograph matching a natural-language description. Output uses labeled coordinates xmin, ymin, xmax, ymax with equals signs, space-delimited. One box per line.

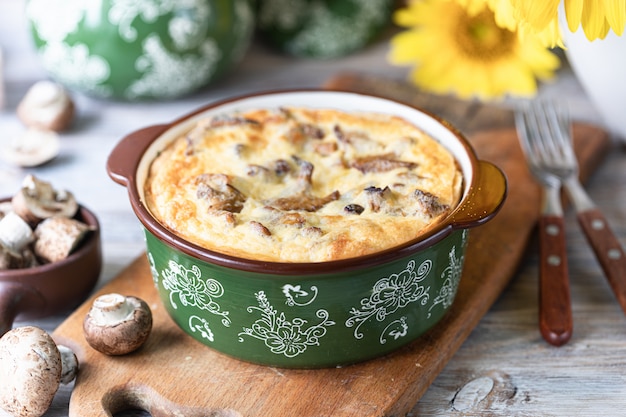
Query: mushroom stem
xmin=90 ymin=293 xmax=134 ymax=324
xmin=57 ymin=345 xmax=78 ymax=385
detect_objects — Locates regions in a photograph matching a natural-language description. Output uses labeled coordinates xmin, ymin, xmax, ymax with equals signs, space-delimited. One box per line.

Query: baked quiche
xmin=144 ymin=107 xmax=463 ymax=262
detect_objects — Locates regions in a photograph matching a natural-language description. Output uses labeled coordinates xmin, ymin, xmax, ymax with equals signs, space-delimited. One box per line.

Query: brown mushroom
xmin=363 ymin=186 xmax=393 ymax=213
xmin=350 ymin=153 xmax=417 ymax=174
xmin=0 ymin=326 xmax=78 ymax=417
xmin=11 ymin=175 xmax=78 ymax=225
xmin=264 ymin=156 xmax=341 ymax=212
xmin=1 ymin=128 xmax=61 ymax=168
xmin=0 ymin=243 xmax=25 ymax=270
xmin=268 ymin=191 xmax=340 ymax=212
xmin=413 ymin=189 xmax=450 ymax=218
xmin=195 ymin=173 xmax=246 ymax=213
xmin=249 ymin=220 xmax=272 ymax=237
xmin=16 ymin=80 xmax=75 ymax=132
xmin=83 ymin=293 xmax=152 ymax=356
xmin=33 ymin=216 xmax=94 ymax=263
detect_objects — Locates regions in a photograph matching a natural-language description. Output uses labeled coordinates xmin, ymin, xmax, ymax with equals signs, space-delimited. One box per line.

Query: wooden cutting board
xmin=52 ymin=73 xmax=611 ymax=417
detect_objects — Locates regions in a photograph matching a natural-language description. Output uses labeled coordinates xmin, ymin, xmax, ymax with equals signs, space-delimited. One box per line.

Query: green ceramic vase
xmin=25 ymin=0 xmax=255 ymax=100
xmin=256 ymin=0 xmax=394 ymax=58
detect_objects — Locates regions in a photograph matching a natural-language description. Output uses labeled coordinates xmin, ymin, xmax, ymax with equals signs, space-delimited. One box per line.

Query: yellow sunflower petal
xmin=564 ymin=0 xmax=584 ymax=32
xmin=583 ymin=17 xmax=610 ymax=40
xmin=487 ymin=0 xmax=518 ymax=31
xmin=388 ymin=30 xmax=424 ymax=64
xmin=463 ymin=63 xmax=495 ymax=98
xmin=580 ymin=0 xmax=610 ymax=39
xmin=387 ymin=0 xmax=559 ymax=100
xmin=393 ymin=2 xmax=429 ymax=27
xmin=533 ymin=18 xmax=564 ymax=48
xmin=605 ymin=0 xmax=626 ymax=35
xmin=515 ymin=37 xmax=561 ymax=79
xmin=511 ymin=0 xmax=560 ymax=32
xmin=485 ymin=64 xmax=517 ymax=98
xmin=453 ymin=0 xmax=489 ymax=16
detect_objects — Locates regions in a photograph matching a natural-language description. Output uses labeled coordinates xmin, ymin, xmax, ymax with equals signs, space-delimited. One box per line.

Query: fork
xmin=515 ymin=101 xmax=572 ymax=346
xmin=517 ymin=100 xmax=626 ymax=344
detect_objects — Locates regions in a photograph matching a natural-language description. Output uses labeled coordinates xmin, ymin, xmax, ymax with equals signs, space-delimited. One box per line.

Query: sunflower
xmin=510 ymin=0 xmax=626 ymax=45
xmin=388 ymin=0 xmax=560 ymax=100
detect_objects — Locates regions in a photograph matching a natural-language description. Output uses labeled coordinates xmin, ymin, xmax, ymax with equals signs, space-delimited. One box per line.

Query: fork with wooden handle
xmin=519 ymin=100 xmax=626 ymax=327
xmin=515 ymin=102 xmax=573 ymax=346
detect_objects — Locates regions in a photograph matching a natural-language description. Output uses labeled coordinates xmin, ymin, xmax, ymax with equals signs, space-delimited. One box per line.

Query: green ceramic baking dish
xmin=106 ymin=90 xmax=507 ymax=368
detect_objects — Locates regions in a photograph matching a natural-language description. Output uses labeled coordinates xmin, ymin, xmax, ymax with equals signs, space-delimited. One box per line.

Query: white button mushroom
xmin=0 ymin=326 xmax=78 ymax=417
xmin=83 ymin=293 xmax=153 ymax=355
xmin=16 ymin=80 xmax=75 ymax=132
xmin=0 ymin=210 xmax=34 ymax=270
xmin=0 ymin=211 xmax=35 ymax=253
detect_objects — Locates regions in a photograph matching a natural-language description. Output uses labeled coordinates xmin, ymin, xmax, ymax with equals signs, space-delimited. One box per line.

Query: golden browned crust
xmin=144 ymin=107 xmax=463 ymax=262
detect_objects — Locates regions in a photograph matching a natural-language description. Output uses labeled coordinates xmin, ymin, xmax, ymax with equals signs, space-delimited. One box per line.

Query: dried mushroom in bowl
xmin=0 ymin=175 xmax=95 ymax=270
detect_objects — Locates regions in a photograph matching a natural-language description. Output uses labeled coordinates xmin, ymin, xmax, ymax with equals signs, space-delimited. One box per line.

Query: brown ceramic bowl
xmin=0 ymin=198 xmax=102 ymax=335
xmin=107 ymin=90 xmax=507 ymax=367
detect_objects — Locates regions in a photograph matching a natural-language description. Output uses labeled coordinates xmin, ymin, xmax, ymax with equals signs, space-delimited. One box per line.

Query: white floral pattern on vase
xmin=144 ymin=228 xmax=469 ymax=363
xmin=282 ymin=284 xmax=318 ymax=307
xmin=159 ymin=259 xmax=231 ymax=327
xmin=380 ymin=316 xmax=409 ymax=344
xmin=125 ymin=34 xmax=221 ymax=99
xmin=38 ymin=42 xmax=113 ymax=97
xmin=345 ymin=259 xmax=432 ymax=340
xmin=346 ymin=229 xmax=468 ymax=342
xmin=26 ymin=0 xmax=84 ymax=42
xmin=238 ymin=290 xmax=336 ymax=358
xmin=428 ymin=229 xmax=468 ymax=318
xmin=188 ymin=315 xmax=215 ymax=342
xmin=256 ymin=0 xmax=392 ymax=58
xmin=26 ymin=0 xmax=254 ymax=99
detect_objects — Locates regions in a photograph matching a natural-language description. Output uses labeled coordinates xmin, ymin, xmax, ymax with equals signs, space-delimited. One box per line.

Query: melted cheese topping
xmin=145 ymin=107 xmax=463 ymax=262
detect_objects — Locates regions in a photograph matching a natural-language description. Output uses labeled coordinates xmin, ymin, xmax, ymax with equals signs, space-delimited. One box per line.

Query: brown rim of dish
xmin=109 ymin=88 xmax=500 ymax=275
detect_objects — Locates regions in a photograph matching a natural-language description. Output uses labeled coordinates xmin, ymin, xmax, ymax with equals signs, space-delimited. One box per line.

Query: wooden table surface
xmin=2 ymin=1 xmax=626 ymax=416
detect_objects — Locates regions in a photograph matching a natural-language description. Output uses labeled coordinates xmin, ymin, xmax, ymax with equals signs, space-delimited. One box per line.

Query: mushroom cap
xmin=16 ymin=80 xmax=75 ymax=132
xmin=83 ymin=295 xmax=153 ymax=355
xmin=0 ymin=326 xmax=62 ymax=417
xmin=11 ymin=175 xmax=78 ymax=225
xmin=1 ymin=128 xmax=61 ymax=168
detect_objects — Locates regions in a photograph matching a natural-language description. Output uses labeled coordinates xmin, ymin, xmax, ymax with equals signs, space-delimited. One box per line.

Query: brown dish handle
xmin=449 ymin=160 xmax=507 ymax=228
xmin=0 ymin=282 xmax=45 ymax=336
xmin=107 ymin=124 xmax=169 ymax=187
